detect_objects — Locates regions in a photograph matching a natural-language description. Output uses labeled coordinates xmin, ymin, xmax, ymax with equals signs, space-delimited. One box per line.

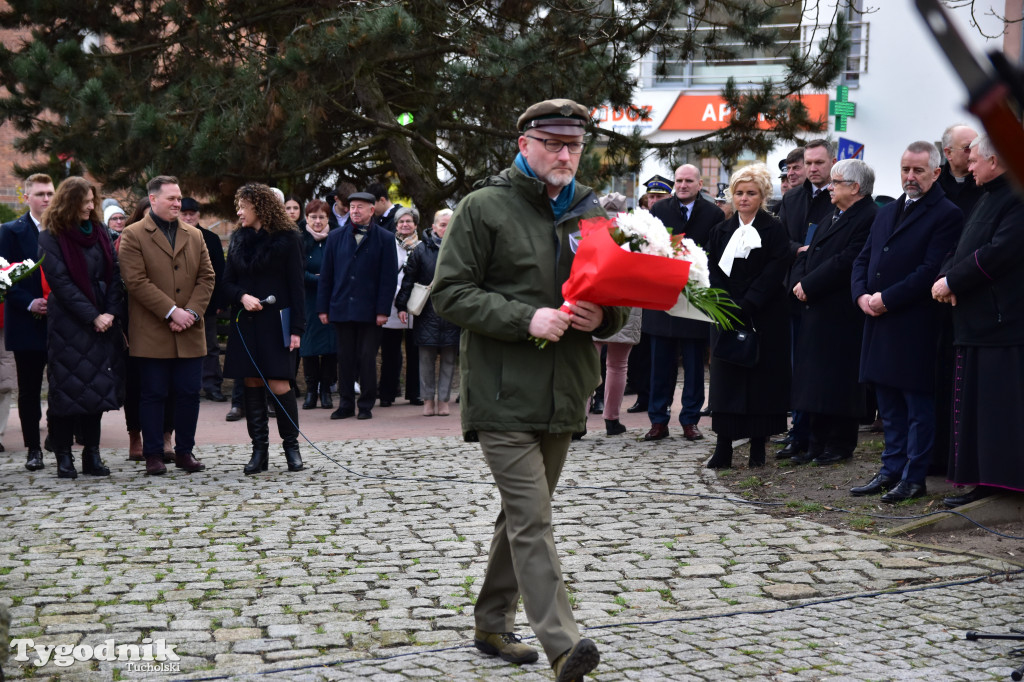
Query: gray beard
xmin=543 ymin=171 xmax=574 ymax=188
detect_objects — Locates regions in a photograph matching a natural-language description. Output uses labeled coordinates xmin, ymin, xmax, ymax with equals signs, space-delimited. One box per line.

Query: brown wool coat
xmin=119 ymin=214 xmax=215 ymax=359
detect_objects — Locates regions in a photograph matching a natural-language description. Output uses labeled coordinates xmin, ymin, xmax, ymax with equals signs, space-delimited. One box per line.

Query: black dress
xmin=707 ymin=210 xmax=791 ymax=439
xmin=222 ymin=227 xmax=305 ymax=380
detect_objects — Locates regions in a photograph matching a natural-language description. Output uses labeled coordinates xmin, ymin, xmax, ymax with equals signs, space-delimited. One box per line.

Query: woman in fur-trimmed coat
xmin=222 ymin=183 xmax=305 ymax=475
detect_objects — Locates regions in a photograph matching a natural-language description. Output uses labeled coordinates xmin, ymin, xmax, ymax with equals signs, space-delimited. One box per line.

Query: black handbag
xmin=713 ymin=327 xmax=759 ymax=368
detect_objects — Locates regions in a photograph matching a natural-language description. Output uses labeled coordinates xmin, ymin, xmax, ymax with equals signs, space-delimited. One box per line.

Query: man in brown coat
xmin=119 ymin=175 xmax=216 ymax=475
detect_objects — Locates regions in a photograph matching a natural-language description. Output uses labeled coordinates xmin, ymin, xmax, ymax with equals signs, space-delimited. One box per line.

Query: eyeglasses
xmin=524 ymin=135 xmax=585 ymax=155
xmin=945 ymin=145 xmax=971 ymax=153
xmin=829 ymin=179 xmax=856 ymax=186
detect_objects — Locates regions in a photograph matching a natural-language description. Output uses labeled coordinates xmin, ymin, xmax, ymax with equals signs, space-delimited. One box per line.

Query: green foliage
xmin=0 ymin=203 xmax=20 ymax=223
xmin=0 ymin=1 xmax=848 ymax=215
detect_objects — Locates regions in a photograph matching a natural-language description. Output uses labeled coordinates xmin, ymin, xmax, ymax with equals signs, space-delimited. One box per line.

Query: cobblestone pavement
xmin=2 ymin=434 xmax=1023 ymax=681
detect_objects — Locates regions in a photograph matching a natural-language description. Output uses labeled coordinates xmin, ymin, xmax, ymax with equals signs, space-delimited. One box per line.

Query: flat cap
xmin=517 ymin=98 xmax=589 ymax=135
xmin=180 ymin=197 xmax=199 ymax=212
xmin=643 ymin=174 xmax=673 ymax=195
xmin=348 ymin=191 xmax=376 ymax=204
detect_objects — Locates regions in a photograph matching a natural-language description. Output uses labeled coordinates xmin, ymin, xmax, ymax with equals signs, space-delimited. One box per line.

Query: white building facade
xmin=618 ymin=0 xmax=1008 ymax=202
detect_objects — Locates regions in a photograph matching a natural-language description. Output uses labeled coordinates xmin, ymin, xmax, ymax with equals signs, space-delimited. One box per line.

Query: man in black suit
xmin=367 ymin=182 xmax=401 ymax=234
xmin=180 ymin=198 xmax=227 ymax=402
xmin=643 ymin=164 xmax=724 ymax=442
xmin=775 ymin=139 xmax=836 ymax=459
xmin=0 ymin=173 xmax=53 ymax=471
xmin=850 ymin=141 xmax=963 ymax=503
xmin=937 ymin=124 xmax=983 ymax=217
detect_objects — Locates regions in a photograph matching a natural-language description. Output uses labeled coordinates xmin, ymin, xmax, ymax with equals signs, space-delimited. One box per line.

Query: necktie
xmin=902 ymin=200 xmax=916 ymax=223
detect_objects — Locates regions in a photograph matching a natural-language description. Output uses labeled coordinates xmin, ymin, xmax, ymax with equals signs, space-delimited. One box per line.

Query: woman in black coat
xmin=707 ymin=164 xmax=791 ymax=469
xmin=788 ymin=159 xmax=877 ymax=465
xmin=223 ymin=183 xmax=305 ymax=475
xmin=299 ymin=199 xmax=336 ymax=410
xmin=39 ymin=177 xmax=126 ymax=479
xmin=396 ymin=208 xmax=460 ymax=416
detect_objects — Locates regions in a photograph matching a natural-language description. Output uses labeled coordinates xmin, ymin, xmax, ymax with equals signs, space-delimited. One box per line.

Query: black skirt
xmin=948 ymin=344 xmax=1024 ymax=492
xmin=224 ymin=309 xmax=298 ymax=380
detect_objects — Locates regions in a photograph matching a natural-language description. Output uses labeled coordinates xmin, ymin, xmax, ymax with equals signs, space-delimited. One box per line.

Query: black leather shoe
xmin=943 ymin=486 xmax=993 ymax=508
xmin=225 ymin=406 xmax=244 ymax=422
xmin=626 ymin=399 xmax=648 ymax=414
xmin=357 ymin=409 xmax=372 ymax=420
xmin=776 ymin=442 xmax=807 ymax=460
xmin=850 ymin=472 xmax=899 ymax=496
xmin=331 ymin=408 xmax=354 ymax=420
xmin=881 ymin=480 xmax=926 ymax=503
xmin=379 ymin=399 xmax=393 ymax=407
xmin=772 ymin=434 xmax=793 ymax=446
xmin=302 ymin=392 xmax=317 ymax=410
xmin=408 ymin=398 xmax=424 ymax=406
xmin=812 ymin=451 xmax=852 ymax=465
xmin=205 ymin=389 xmax=227 ymax=402
xmin=25 ymin=448 xmax=44 ymax=471
xmin=589 ymin=397 xmax=604 ymax=415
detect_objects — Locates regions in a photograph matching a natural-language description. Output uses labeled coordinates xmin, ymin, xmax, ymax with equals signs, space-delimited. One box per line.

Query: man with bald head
xmin=938 ymin=123 xmax=983 ymax=217
xmin=644 ymin=164 xmax=724 ymax=442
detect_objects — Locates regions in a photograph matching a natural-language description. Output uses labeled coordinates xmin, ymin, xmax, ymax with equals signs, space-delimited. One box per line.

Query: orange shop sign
xmin=659 ymin=93 xmax=829 ymax=131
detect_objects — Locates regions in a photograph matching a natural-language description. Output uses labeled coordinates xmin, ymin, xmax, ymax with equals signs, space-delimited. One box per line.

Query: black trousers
xmin=626 ymin=332 xmax=650 ymax=403
xmin=202 ymin=312 xmax=223 ymax=393
xmin=302 ymin=354 xmax=337 ymax=393
xmin=13 ymin=349 xmax=46 ymax=449
xmin=334 ymin=322 xmax=382 ymax=413
xmin=50 ymin=413 xmax=101 ymax=451
xmin=124 ymin=355 xmax=175 ymax=433
xmin=379 ymin=329 xmax=419 ymax=401
xmin=808 ymin=413 xmax=859 ymax=458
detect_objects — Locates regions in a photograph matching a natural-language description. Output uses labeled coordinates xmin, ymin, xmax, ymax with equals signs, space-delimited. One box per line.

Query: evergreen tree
xmin=0 ymin=1 xmax=849 ymax=214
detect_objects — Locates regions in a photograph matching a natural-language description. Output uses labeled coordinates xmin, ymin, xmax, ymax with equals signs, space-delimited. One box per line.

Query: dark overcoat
xmin=778 ymin=179 xmax=836 ymax=259
xmin=222 ymin=227 xmax=305 ymax=380
xmin=395 ymin=231 xmax=460 ymax=347
xmin=299 ymin=230 xmax=336 ymax=357
xmin=943 ymin=174 xmax=1024 ymax=346
xmin=851 ymin=184 xmax=963 ymax=392
xmin=707 ymin=210 xmax=791 ymax=414
xmin=790 ymin=195 xmax=877 ymax=416
xmin=38 ymin=227 xmax=125 ymax=416
xmin=642 ymin=195 xmax=724 ymax=339
xmin=0 ymin=213 xmax=48 ymax=351
xmin=316 ymin=222 xmax=398 ymax=323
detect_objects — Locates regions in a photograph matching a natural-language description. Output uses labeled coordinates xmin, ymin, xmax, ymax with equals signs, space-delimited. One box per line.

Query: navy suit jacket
xmin=0 ymin=212 xmax=48 ymax=351
xmin=851 ymin=184 xmax=963 ymax=392
xmin=643 ymin=195 xmax=724 ymax=339
xmin=316 ymin=222 xmax=399 ymax=323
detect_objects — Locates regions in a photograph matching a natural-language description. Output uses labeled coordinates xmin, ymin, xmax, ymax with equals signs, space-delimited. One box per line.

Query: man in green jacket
xmin=433 ymin=99 xmax=626 ymax=681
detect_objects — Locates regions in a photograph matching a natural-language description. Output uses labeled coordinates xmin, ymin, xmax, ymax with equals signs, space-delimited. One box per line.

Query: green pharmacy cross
xmin=829 ymin=86 xmax=856 ymax=132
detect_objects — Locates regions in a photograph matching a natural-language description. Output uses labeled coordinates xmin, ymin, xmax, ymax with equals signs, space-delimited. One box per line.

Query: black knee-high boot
xmin=707 ymin=438 xmax=733 ymax=469
xmin=243 ymin=386 xmax=270 ymax=475
xmin=274 ymin=390 xmax=303 ymax=472
xmin=748 ymin=437 xmax=766 ymax=468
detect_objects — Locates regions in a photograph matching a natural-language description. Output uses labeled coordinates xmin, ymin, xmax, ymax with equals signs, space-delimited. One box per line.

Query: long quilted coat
xmin=38 ymin=226 xmax=126 ymax=416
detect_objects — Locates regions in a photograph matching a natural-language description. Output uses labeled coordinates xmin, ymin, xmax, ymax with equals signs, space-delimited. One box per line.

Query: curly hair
xmin=42 ymin=176 xmax=101 ymax=236
xmin=234 ymin=183 xmax=297 ymax=233
xmin=728 ymin=164 xmax=773 ymax=210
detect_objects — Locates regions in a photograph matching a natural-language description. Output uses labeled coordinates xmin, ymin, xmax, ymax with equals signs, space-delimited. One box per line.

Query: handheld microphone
xmin=259 ymin=295 xmax=277 ymax=306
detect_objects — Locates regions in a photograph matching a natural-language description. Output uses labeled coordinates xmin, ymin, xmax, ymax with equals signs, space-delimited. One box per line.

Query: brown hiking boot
xmin=552 ymin=638 xmax=599 ymax=681
xmin=473 ymin=629 xmax=539 ymax=664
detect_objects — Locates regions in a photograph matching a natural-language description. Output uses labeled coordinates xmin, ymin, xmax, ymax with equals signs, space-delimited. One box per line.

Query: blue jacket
xmin=851 ymin=184 xmax=963 ymax=392
xmin=0 ymin=212 xmax=47 ymax=351
xmin=316 ymin=222 xmax=398 ymax=323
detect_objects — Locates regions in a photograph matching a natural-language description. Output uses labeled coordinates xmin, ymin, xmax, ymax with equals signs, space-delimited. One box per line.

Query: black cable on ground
xmin=175 ymin=568 xmax=1024 ymax=681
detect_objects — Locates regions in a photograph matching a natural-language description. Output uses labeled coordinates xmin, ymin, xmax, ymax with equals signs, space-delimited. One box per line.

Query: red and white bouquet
xmin=0 ymin=256 xmax=43 ymax=303
xmin=535 ymin=209 xmax=737 ymax=347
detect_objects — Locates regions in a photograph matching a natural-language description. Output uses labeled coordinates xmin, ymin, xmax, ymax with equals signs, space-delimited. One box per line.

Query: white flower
xmin=680 ymin=237 xmax=710 ymax=288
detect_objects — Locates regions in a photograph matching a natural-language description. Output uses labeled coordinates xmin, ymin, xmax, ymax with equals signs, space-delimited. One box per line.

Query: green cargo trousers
xmin=474 ymin=430 xmax=579 ymax=664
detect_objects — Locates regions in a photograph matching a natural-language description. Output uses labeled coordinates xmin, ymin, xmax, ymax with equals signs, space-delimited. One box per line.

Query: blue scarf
xmin=514 ymin=153 xmax=575 ymax=221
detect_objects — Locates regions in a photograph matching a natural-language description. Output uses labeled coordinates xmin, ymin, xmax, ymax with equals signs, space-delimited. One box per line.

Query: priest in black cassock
xmin=932 ymin=133 xmax=1024 ymax=507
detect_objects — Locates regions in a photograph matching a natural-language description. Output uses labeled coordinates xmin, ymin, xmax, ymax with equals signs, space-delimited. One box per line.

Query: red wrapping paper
xmin=561 ymin=218 xmax=691 ymax=311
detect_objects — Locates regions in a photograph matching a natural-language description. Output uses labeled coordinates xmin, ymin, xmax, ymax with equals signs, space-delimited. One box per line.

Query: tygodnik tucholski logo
xmin=10 ymin=636 xmax=181 ymax=671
